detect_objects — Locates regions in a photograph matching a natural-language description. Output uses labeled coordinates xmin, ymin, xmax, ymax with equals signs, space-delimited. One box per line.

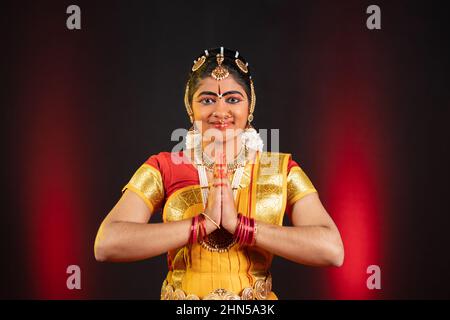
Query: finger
xmin=210 ymin=176 xmax=222 ymax=196
xmin=222 ymin=149 xmax=229 ymax=179
xmin=213 ymin=165 xmax=225 ymax=188
xmin=221 ymin=177 xmax=233 ymax=203
xmin=213 ymin=160 xmax=226 ymax=203
xmin=211 ymin=172 xmax=223 ymax=200
xmin=217 ymin=151 xmax=228 ymax=177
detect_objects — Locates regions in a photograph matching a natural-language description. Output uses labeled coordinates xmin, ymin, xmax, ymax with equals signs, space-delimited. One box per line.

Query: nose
xmin=212 ymin=100 xmax=231 ymax=119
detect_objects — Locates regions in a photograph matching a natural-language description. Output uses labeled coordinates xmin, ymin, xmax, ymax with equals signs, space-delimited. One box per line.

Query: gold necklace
xmin=195 ymin=144 xmax=248 ymax=172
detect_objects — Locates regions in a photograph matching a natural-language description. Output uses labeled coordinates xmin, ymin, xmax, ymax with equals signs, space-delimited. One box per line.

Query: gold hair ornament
xmin=235 ymin=59 xmax=248 ymax=73
xmin=248 ymin=79 xmax=256 ymax=123
xmin=184 ymin=83 xmax=194 ymax=123
xmin=211 ymin=47 xmax=229 ymax=80
xmin=192 ymin=56 xmax=206 ymax=72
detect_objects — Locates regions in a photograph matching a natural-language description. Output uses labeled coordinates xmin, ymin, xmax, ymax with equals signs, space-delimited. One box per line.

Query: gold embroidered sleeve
xmin=287 ymin=166 xmax=318 ymax=207
xmin=121 ymin=164 xmax=165 ymax=213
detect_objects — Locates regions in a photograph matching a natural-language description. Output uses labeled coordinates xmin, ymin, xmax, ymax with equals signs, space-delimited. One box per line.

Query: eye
xmin=226 ymin=96 xmax=242 ymax=104
xmin=199 ymin=97 xmax=216 ymax=105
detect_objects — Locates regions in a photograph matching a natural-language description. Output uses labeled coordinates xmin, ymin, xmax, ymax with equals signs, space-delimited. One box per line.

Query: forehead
xmin=195 ymin=76 xmax=245 ymax=94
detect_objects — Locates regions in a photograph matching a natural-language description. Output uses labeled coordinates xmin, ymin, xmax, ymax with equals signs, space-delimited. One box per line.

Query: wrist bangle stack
xmin=189 ymin=215 xmax=208 ymax=245
xmin=233 ymin=213 xmax=258 ymax=246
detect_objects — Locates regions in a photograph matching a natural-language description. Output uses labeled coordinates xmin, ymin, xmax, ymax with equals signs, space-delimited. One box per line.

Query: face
xmin=191 ymin=76 xmax=249 ymax=144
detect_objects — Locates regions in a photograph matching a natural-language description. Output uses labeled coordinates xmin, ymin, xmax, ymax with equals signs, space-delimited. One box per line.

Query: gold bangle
xmin=201 ymin=212 xmax=220 ymax=229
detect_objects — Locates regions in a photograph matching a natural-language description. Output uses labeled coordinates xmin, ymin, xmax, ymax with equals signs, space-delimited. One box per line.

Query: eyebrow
xmin=197 ymin=90 xmax=244 ymax=98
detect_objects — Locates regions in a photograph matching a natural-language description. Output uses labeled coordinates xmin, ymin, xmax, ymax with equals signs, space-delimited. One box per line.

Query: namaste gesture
xmin=203 ymin=151 xmax=239 ymax=234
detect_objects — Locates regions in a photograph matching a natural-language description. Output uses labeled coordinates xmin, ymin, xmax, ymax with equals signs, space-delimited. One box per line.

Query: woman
xmin=94 ymin=47 xmax=344 ymax=300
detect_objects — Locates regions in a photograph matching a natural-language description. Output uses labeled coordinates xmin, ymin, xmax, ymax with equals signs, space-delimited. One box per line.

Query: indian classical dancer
xmin=94 ymin=47 xmax=344 ymax=300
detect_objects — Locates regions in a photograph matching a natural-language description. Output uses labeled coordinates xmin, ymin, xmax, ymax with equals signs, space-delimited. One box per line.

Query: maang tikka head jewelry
xmin=211 ymin=47 xmax=229 ymax=81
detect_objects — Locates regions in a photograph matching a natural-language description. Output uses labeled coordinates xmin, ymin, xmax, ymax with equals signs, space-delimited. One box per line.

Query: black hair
xmin=186 ymin=47 xmax=252 ymax=105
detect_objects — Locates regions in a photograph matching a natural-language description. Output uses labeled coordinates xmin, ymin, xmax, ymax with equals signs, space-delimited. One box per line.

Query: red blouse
xmin=145 ymin=150 xmax=300 ymax=201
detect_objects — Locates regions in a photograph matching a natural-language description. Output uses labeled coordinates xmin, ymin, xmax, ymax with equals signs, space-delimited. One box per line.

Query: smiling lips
xmin=211 ymin=121 xmax=233 ymax=130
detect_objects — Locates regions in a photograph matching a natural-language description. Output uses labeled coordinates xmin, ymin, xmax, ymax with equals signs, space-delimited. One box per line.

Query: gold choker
xmin=195 ymin=144 xmax=248 ymax=172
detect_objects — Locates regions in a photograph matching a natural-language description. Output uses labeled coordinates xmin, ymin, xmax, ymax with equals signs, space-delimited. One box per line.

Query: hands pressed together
xmin=203 ymin=152 xmax=239 ymax=235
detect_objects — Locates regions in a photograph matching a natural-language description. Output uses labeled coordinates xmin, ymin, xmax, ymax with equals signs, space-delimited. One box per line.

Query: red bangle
xmin=251 ymin=218 xmax=255 ymax=245
xmin=189 ymin=218 xmax=194 ymax=245
xmin=240 ymin=215 xmax=246 ymax=245
xmin=233 ymin=213 xmax=257 ymax=246
xmin=199 ymin=215 xmax=207 ymax=242
xmin=234 ymin=214 xmax=243 ymax=242
xmin=244 ymin=217 xmax=252 ymax=246
xmin=241 ymin=217 xmax=248 ymax=245
xmin=197 ymin=215 xmax=203 ymax=242
xmin=249 ymin=218 xmax=255 ymax=246
xmin=192 ymin=215 xmax=199 ymax=244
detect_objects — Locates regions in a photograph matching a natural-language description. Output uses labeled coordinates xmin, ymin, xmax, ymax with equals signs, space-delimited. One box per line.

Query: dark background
xmin=1 ymin=0 xmax=449 ymax=299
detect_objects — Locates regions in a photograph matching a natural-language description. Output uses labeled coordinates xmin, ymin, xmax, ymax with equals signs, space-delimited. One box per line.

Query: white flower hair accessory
xmin=241 ymin=127 xmax=264 ymax=152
